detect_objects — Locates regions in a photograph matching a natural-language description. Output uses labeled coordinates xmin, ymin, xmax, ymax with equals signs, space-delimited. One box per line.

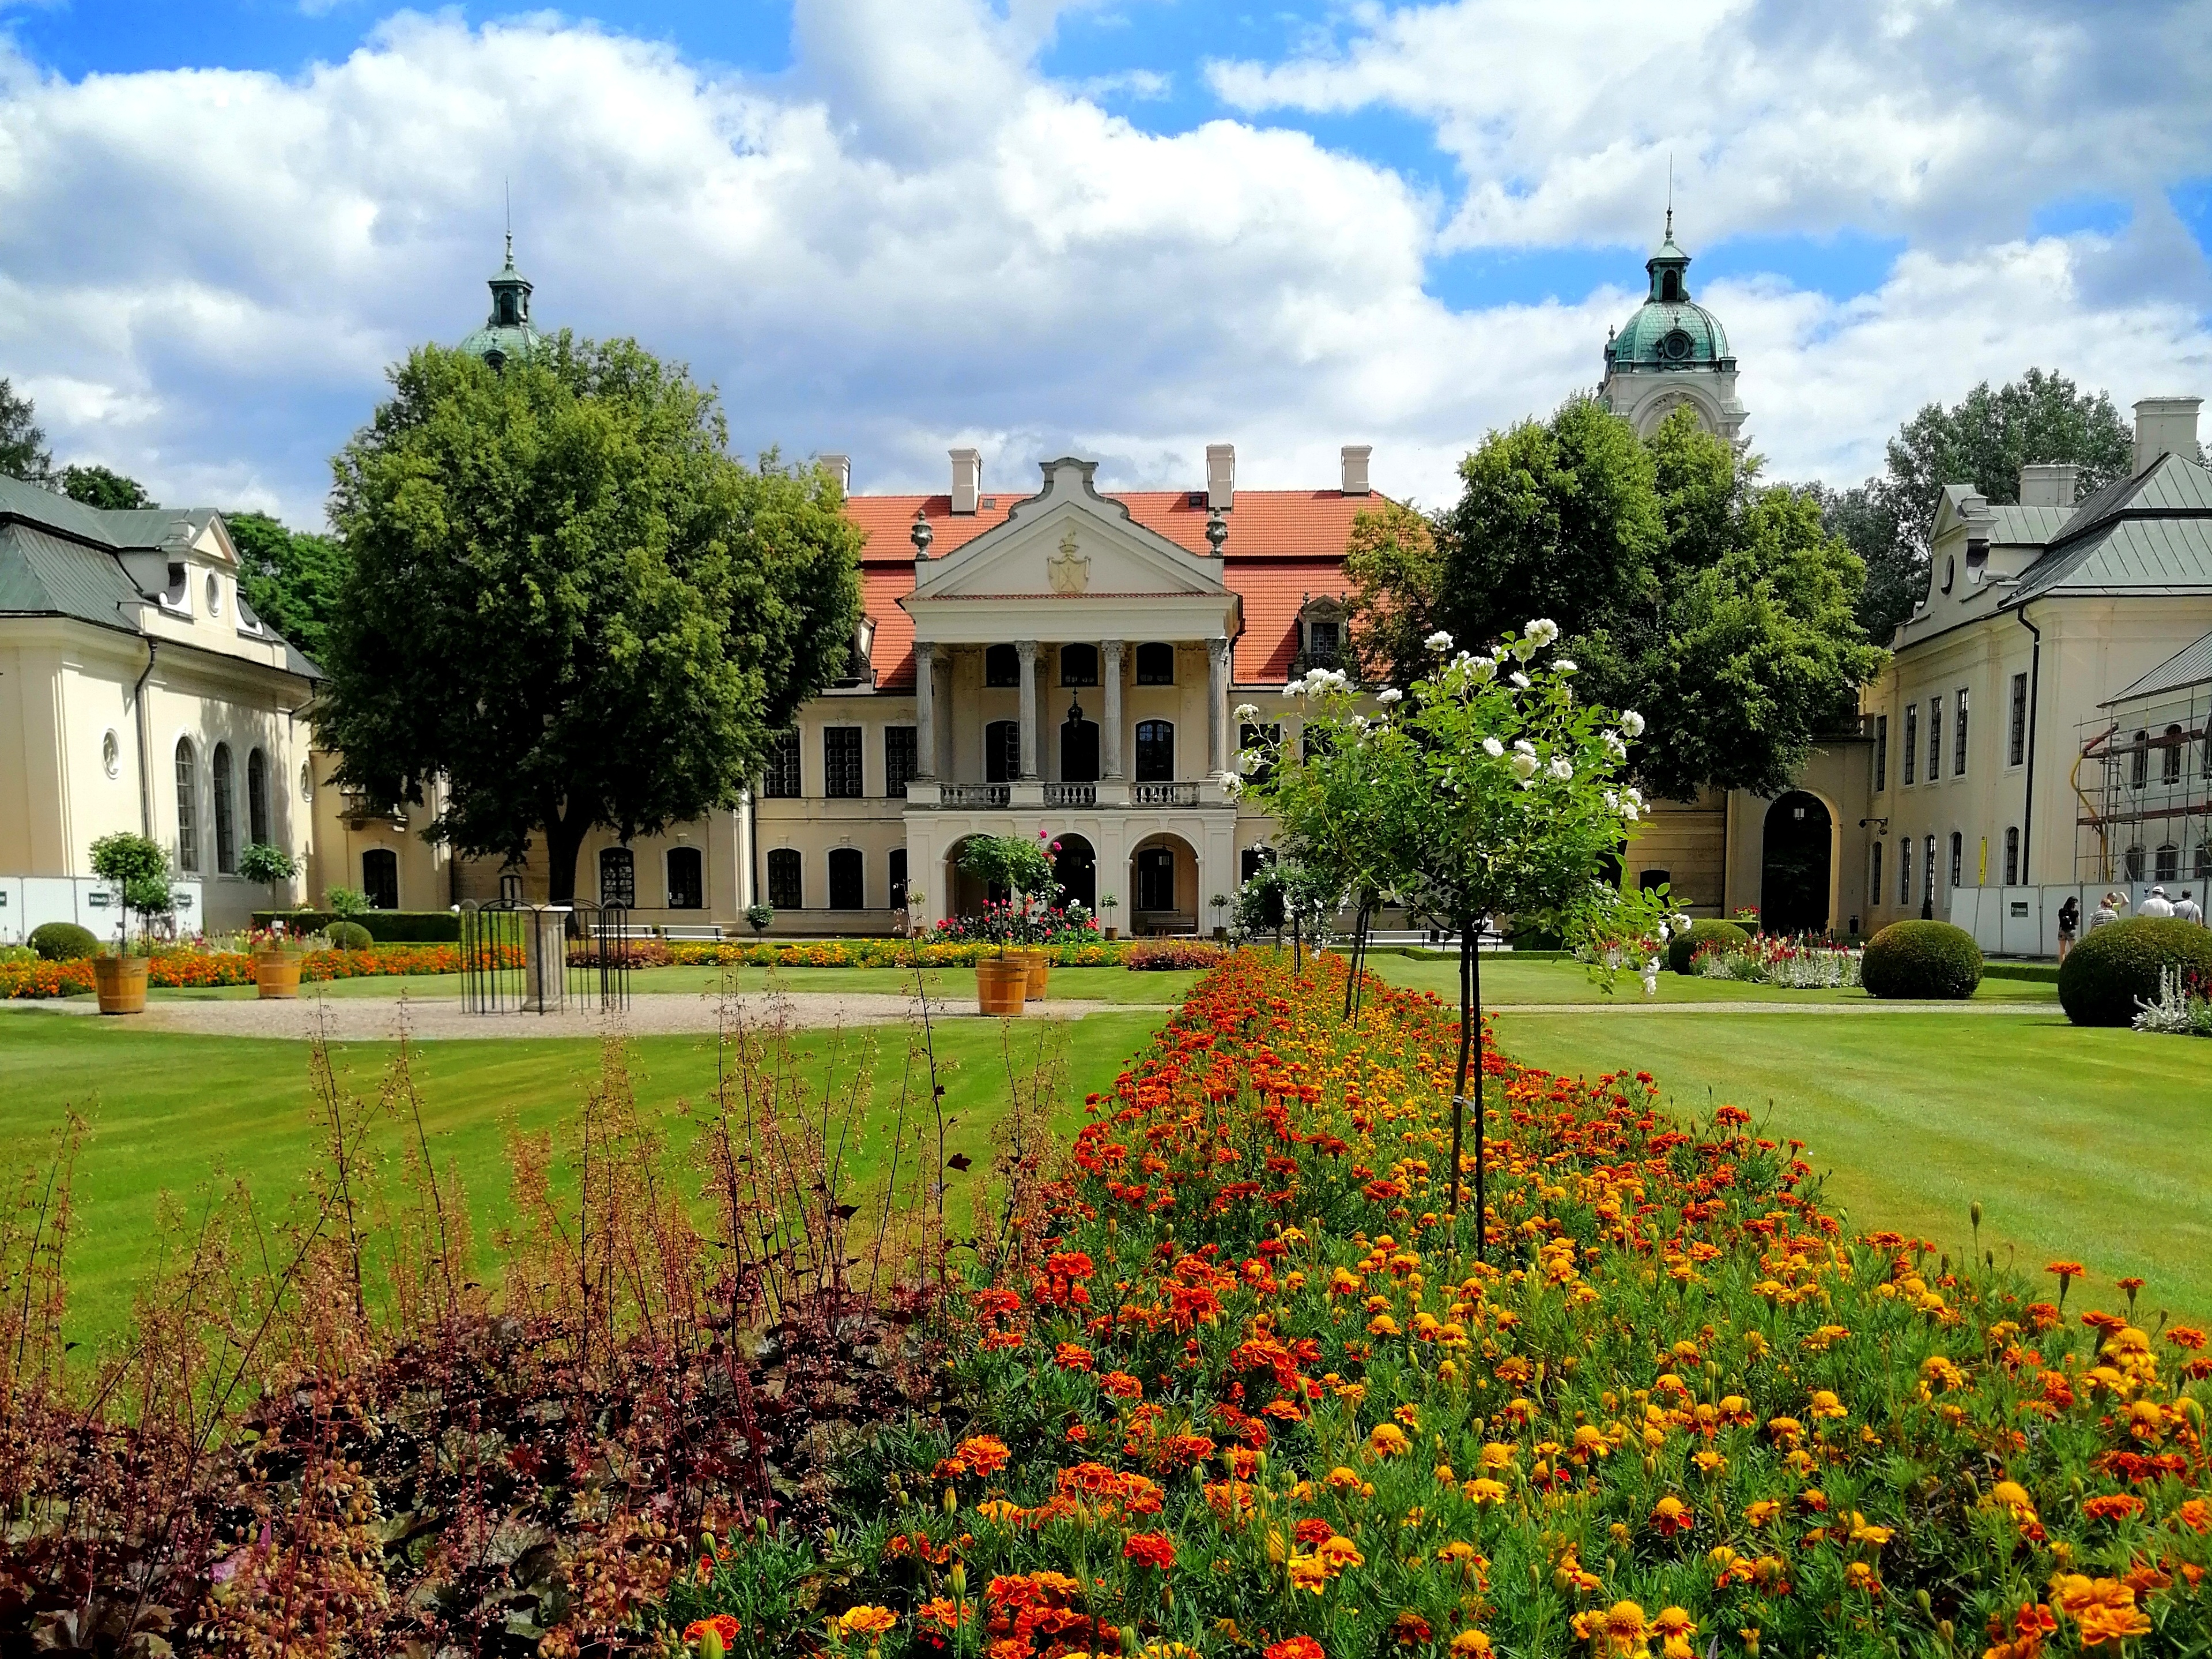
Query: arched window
xmin=1661 ymin=270 xmax=1681 ymax=303
xmin=889 ymin=848 xmax=908 ymax=910
xmin=2162 ymin=724 xmax=2184 ymax=785
xmin=2124 ymin=844 xmax=2146 ymax=881
xmin=598 ymin=847 xmax=635 ymax=908
xmin=1948 ymin=831 xmax=1962 ymax=889
xmin=984 ymin=719 xmax=1020 ymax=783
xmin=1869 ymin=842 xmax=1882 ymax=906
xmin=1134 ymin=642 xmax=1175 ymax=685
xmin=2131 ymin=730 xmax=2150 ymax=789
xmin=247 ymin=748 xmax=270 ymax=845
xmin=361 ymin=847 xmax=398 ymax=910
xmin=985 ymin=644 xmax=1021 ymax=687
xmin=767 ymin=848 xmax=802 ymax=910
xmin=1059 ymin=643 xmax=1099 ymax=686
xmin=2156 ymin=842 xmax=2180 ymax=883
xmin=2004 ymin=827 xmax=2020 ymax=887
xmin=174 ymin=738 xmax=200 ymax=873
xmin=2196 ymin=841 xmax=2211 ymax=880
xmin=1897 ymin=838 xmax=1911 ymax=906
xmin=211 ymin=743 xmax=237 ymax=874
xmin=1134 ymin=719 xmax=1174 ymax=782
xmin=827 ymin=846 xmax=865 ymax=910
xmin=666 ymin=846 xmax=704 ymax=910
xmin=1924 ymin=834 xmax=1937 ymax=904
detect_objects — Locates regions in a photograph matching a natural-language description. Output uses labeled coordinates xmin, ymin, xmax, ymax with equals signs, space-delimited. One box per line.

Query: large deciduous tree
xmin=0 ymin=378 xmax=48 ymax=482
xmin=57 ymin=464 xmax=154 ymax=510
xmin=228 ymin=511 xmax=348 ymax=664
xmin=1826 ymin=369 xmax=2135 ymax=644
xmin=316 ymin=335 xmax=863 ymax=904
xmin=1361 ymin=398 xmax=1882 ymax=803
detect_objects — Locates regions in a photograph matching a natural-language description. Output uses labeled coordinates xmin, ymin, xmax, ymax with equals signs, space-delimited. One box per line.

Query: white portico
xmin=901 ymin=456 xmax=1241 ymax=933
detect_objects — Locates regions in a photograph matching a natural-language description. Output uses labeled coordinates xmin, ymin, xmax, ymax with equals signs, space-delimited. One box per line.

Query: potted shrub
xmin=957 ymin=835 xmax=1052 ymax=1015
xmin=1100 ymin=893 xmax=1119 ymax=941
xmin=87 ymin=832 xmax=172 ymax=1015
xmin=745 ymin=901 xmax=773 ymax=942
xmin=1210 ymin=892 xmax=1230 ymax=944
xmin=241 ymin=843 xmax=304 ymax=997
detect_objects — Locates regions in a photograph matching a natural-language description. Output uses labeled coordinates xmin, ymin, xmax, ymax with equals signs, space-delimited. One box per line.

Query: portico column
xmin=1102 ymin=640 xmax=1124 ymax=779
xmin=1206 ymin=636 xmax=1230 ymax=778
xmin=914 ymin=641 xmax=938 ymax=778
xmin=1017 ymin=640 xmax=1040 ymax=779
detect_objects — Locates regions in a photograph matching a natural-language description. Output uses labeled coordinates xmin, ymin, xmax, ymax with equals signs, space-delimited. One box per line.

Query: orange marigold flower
xmin=1100 ymin=1370 xmax=1144 ymax=1398
xmin=2082 ymin=1494 xmax=2145 ymax=1523
xmin=1122 ymin=1533 xmax=1175 ymax=1570
xmin=2167 ymin=1325 xmax=2207 ymax=1350
xmin=956 ymin=1435 xmax=1011 ymax=1477
xmin=1449 ymin=1633 xmax=1493 ymax=1658
xmin=1265 ymin=1637 xmax=1326 ymax=1659
xmin=1293 ymin=1517 xmax=1335 ymax=1547
xmin=1055 ymin=1343 xmax=1095 ymax=1371
xmin=1368 ymin=1423 xmax=1411 ymax=1458
xmin=1392 ymin=1612 xmax=1433 ymax=1646
xmin=685 ymin=1615 xmax=741 ymax=1646
xmin=834 ymin=1607 xmax=900 ymax=1641
xmin=2175 ymin=1498 xmax=2211 ymax=1534
xmin=918 ymin=1599 xmax=971 ymax=1634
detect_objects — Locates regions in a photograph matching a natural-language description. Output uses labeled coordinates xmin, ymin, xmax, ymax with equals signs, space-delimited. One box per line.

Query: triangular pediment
xmin=910 ymin=457 xmax=1225 ymax=601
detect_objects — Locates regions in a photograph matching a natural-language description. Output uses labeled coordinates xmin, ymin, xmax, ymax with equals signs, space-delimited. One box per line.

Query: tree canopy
xmin=1354 ymin=398 xmax=1883 ymax=802
xmin=228 ymin=511 xmax=348 ymax=664
xmin=57 ymin=464 xmax=154 ymax=510
xmin=0 ymin=378 xmax=48 ymax=481
xmin=315 ymin=333 xmax=864 ymax=903
xmin=1824 ymin=369 xmax=2134 ymax=644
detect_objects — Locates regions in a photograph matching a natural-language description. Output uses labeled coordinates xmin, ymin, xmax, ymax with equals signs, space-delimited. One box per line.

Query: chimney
xmin=2017 ymin=462 xmax=2078 ymax=509
xmin=1204 ymin=443 xmax=1235 ymax=512
xmin=1339 ymin=444 xmax=1372 ymax=496
xmin=820 ymin=453 xmax=851 ymax=495
xmin=950 ymin=447 xmax=982 ymax=515
xmin=2133 ymin=397 xmax=2202 ymax=476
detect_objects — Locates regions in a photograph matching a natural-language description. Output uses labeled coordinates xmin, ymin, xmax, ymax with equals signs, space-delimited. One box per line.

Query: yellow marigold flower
xmin=1324 ymin=1465 xmax=1364 ymax=1491
xmin=1286 ymin=1554 xmax=1330 ymax=1594
xmin=1807 ymin=1390 xmax=1847 ymax=1420
xmin=1449 ymin=1632 xmax=1493 ymax=1657
xmin=1316 ymin=1536 xmax=1364 ymax=1571
xmin=1745 ymin=1499 xmax=1782 ymax=1527
xmin=1653 ymin=1607 xmax=1697 ymax=1659
xmin=1368 ymin=1315 xmax=1403 ymax=1337
xmin=835 ymin=1607 xmax=900 ymax=1640
xmin=1479 ymin=1442 xmax=1518 ymax=1471
xmin=1462 ymin=1477 xmax=1507 ymax=1507
xmin=1394 ymin=1404 xmax=1421 ymax=1429
xmin=1693 ymin=1450 xmax=1727 ymax=1477
xmin=1847 ymin=1513 xmax=1893 ymax=1548
xmin=1368 ymin=1423 xmax=1411 ymax=1458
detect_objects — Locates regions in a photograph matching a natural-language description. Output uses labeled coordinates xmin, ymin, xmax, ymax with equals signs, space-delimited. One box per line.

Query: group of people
xmin=2056 ymin=884 xmax=2208 ymax=959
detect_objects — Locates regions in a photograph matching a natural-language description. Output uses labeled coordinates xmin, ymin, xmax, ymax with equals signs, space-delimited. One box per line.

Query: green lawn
xmin=1494 ymin=1006 xmax=2212 ymax=1326
xmin=0 ymin=1008 xmax=1164 ymax=1344
xmin=1361 ymin=952 xmax=2056 ymax=1004
xmin=144 ymin=964 xmax=1202 ymax=1006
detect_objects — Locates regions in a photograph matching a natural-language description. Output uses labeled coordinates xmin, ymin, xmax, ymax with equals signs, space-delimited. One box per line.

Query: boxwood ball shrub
xmin=28 ymin=922 xmax=100 ymax=962
xmin=1666 ymin=917 xmax=1747 ymax=975
xmin=1860 ymin=918 xmax=1983 ymax=998
xmin=2058 ymin=914 xmax=2212 ymax=1026
xmin=328 ymin=921 xmax=374 ymax=952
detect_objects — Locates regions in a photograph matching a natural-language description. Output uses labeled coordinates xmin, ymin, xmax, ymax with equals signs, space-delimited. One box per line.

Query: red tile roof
xmin=847 ymin=487 xmax=1379 ymax=691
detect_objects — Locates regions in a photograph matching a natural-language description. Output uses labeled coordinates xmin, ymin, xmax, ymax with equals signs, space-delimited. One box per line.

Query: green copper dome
xmin=457 ymin=235 xmax=545 ymax=371
xmin=1603 ymin=217 xmax=1733 ymax=372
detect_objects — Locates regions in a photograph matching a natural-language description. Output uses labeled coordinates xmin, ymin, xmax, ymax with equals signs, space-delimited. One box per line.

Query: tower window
xmin=1661 ymin=271 xmax=1681 ymax=302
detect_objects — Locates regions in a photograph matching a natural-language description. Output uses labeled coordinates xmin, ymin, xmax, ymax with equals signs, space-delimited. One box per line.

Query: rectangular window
xmin=2004 ymin=827 xmax=2020 ymax=887
xmin=827 ymin=846 xmax=864 ymax=910
xmin=1926 ymin=834 xmax=1938 ymax=904
xmin=362 ymin=848 xmax=398 ymax=910
xmin=1903 ymin=704 xmax=1917 ymax=785
xmin=599 ymin=846 xmax=636 ymax=908
xmin=1954 ymin=688 xmax=1969 ymax=776
xmin=667 ymin=846 xmax=704 ymax=909
xmin=762 ymin=731 xmax=802 ymax=798
xmin=1949 ymin=832 xmax=1962 ymax=889
xmin=1927 ymin=698 xmax=1942 ymax=782
xmin=1870 ymin=841 xmax=1882 ymax=907
xmin=824 ymin=726 xmax=863 ymax=798
xmin=1899 ymin=837 xmax=1911 ymax=904
xmin=1239 ymin=722 xmax=1279 ymax=788
xmin=1874 ymin=715 xmax=1888 ymax=793
xmin=884 ymin=726 xmax=918 ymax=798
xmin=766 ymin=847 xmax=802 ymax=910
xmin=2009 ymin=673 xmax=2028 ymax=767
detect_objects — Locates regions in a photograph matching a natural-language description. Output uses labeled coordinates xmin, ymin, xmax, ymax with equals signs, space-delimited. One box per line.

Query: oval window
xmin=1941 ymin=555 xmax=1955 ymax=594
xmin=206 ymin=573 xmax=222 ymax=616
xmin=299 ymin=761 xmax=314 ymax=802
xmin=101 ymin=729 xmax=120 ymax=778
xmin=1662 ymin=329 xmax=1693 ymax=361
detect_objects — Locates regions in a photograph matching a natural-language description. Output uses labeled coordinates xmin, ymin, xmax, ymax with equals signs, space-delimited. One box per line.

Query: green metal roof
xmin=2104 ymin=629 xmax=2212 ymax=706
xmin=1605 ymin=223 xmax=1733 ymax=369
xmin=0 ymin=520 xmax=145 ymax=628
xmin=458 ymin=237 xmax=547 ymax=369
xmin=2004 ymin=453 xmax=2212 ymax=605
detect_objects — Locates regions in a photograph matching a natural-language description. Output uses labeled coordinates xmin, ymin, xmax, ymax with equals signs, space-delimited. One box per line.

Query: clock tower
xmin=1599 ymin=211 xmax=1746 ymax=442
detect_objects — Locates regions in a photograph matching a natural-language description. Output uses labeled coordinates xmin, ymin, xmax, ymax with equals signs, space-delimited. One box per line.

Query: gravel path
xmin=11 ymin=991 xmax=1169 ymax=1042
xmin=1501 ymin=1000 xmax=2056 ymax=1015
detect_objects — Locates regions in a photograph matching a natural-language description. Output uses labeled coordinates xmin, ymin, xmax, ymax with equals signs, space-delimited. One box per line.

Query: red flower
xmin=1122 ymin=1533 xmax=1175 ymax=1570
xmin=1267 ymin=1639 xmax=1326 ymax=1659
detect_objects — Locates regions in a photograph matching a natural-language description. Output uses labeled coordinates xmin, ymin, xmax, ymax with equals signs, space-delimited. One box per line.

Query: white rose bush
xmin=1241 ymin=620 xmax=1678 ymax=1257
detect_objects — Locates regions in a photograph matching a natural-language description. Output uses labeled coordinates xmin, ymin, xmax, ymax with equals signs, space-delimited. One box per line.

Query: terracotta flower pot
xmin=255 ymin=948 xmax=303 ymax=1000
xmin=93 ymin=954 xmax=149 ymax=1015
xmin=975 ymin=957 xmax=1028 ymax=1016
xmin=1018 ymin=947 xmax=1050 ymax=1001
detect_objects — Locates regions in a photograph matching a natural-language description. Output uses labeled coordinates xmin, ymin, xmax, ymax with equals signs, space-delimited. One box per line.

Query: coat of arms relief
xmin=1047 ymin=526 xmax=1089 ymax=594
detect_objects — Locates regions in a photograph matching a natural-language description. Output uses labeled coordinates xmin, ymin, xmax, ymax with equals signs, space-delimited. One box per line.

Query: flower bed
xmin=1 ymin=942 xmax=524 ymax=998
xmin=2134 ymin=966 xmax=2212 ymax=1038
xmin=1692 ymin=934 xmax=1862 ymax=989
xmin=660 ymin=938 xmax=1135 ymax=969
xmin=674 ymin=952 xmax=2210 ymax=1659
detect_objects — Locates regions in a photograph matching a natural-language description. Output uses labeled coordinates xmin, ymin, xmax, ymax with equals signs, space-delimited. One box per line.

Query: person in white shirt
xmin=2175 ymin=888 xmax=2206 ymax=925
xmin=2088 ymin=893 xmax=2121 ymax=932
xmin=2141 ymin=885 xmax=2176 ymax=919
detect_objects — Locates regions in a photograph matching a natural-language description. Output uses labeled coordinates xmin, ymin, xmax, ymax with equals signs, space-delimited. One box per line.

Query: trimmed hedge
xmin=2056 ymin=915 xmax=2212 ymax=1027
xmin=1862 ymin=919 xmax=1983 ymax=999
xmin=1982 ymin=960 xmax=2061 ymax=984
xmin=328 ymin=921 xmax=375 ymax=951
xmin=28 ymin=922 xmax=99 ymax=962
xmin=252 ymin=908 xmax=462 ymax=943
xmin=1666 ymin=918 xmax=1748 ymax=975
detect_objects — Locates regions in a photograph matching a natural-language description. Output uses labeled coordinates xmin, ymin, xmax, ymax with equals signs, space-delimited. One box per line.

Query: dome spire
xmin=457 ymin=195 xmax=546 ymax=371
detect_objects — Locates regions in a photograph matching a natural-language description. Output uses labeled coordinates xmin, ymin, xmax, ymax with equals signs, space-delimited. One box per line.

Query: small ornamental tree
xmin=956 ymin=834 xmax=1056 ymax=957
xmin=1244 ymin=623 xmax=1675 ymax=1251
xmin=88 ymin=831 xmax=173 ymax=951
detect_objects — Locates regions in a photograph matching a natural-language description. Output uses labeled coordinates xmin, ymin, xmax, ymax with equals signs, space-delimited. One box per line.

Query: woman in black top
xmin=2057 ymin=895 xmax=2080 ymax=960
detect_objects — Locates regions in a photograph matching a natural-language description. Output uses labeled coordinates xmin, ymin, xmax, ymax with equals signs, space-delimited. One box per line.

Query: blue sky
xmin=2 ymin=0 xmax=2209 ymax=521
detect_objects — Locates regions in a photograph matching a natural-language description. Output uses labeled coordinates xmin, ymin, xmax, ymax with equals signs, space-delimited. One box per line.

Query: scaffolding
xmin=2073 ymin=681 xmax=2212 ymax=886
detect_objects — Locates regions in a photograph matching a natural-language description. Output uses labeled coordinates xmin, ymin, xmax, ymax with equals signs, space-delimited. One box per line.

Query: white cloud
xmin=0 ymin=0 xmax=2206 ymax=528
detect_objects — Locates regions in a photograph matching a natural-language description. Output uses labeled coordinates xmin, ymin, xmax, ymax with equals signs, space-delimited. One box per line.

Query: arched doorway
xmin=1128 ymin=833 xmax=1197 ymax=934
xmin=1060 ymin=704 xmax=1099 ymax=783
xmin=1760 ymin=791 xmax=1833 ymax=936
xmin=944 ymin=836 xmax=1005 ymax=919
xmin=1053 ymin=834 xmax=1097 ymax=913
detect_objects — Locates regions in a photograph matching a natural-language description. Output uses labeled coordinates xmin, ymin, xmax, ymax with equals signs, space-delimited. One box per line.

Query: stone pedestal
xmin=522 ymin=907 xmax=571 ymax=1012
